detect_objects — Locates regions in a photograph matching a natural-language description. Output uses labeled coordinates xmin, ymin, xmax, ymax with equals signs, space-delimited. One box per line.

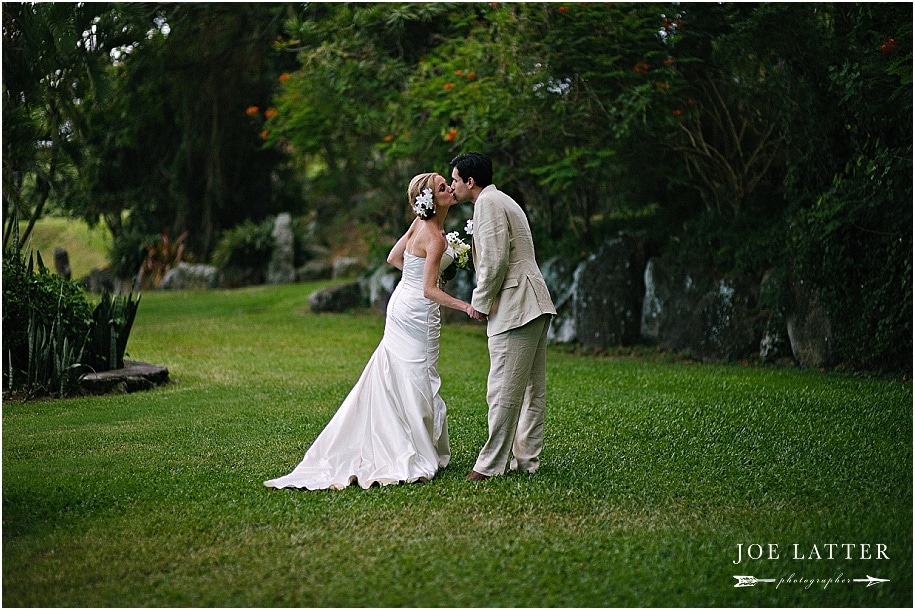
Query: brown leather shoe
xmin=466 ymin=471 xmax=490 ymax=481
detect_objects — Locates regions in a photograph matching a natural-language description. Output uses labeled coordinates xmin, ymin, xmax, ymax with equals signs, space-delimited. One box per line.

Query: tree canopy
xmin=3 ymin=2 xmax=911 ymax=371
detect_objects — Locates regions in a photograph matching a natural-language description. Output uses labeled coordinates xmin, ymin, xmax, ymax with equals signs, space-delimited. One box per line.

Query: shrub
xmin=109 ymin=227 xmax=154 ymax=282
xmin=83 ymin=291 xmax=142 ymax=372
xmin=108 ymin=229 xmax=156 ymax=279
xmin=141 ymin=229 xmax=189 ymax=289
xmin=211 ymin=219 xmax=274 ymax=271
xmin=789 ymin=143 xmax=912 ymax=373
xmin=3 ymin=231 xmax=144 ymax=399
xmin=3 ymin=235 xmax=93 ymax=395
xmin=21 ymin=308 xmax=87 ymax=399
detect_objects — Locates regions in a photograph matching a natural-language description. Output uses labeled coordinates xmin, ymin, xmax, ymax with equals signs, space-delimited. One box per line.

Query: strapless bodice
xmin=401 ymin=250 xmax=454 ymax=290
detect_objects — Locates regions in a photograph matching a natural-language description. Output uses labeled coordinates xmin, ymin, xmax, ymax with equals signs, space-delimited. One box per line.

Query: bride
xmin=265 ymin=172 xmax=484 ymax=490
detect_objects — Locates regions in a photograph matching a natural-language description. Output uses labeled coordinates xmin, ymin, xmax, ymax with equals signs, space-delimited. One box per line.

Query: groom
xmin=449 ymin=153 xmax=557 ymax=481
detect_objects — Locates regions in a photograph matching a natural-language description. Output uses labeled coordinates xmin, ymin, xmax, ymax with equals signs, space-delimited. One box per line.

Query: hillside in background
xmin=13 ymin=217 xmax=110 ymax=279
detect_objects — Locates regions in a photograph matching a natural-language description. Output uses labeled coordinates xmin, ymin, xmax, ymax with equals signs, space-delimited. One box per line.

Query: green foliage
xmin=3 ymin=225 xmax=143 ymax=398
xmin=269 ymin=2 xmax=457 ymax=229
xmin=58 ymin=4 xmax=295 ymax=261
xmin=84 ymin=291 xmax=141 ymax=373
xmin=211 ymin=218 xmax=275 ymax=271
xmin=649 ymin=2 xmax=911 ymax=372
xmin=379 ymin=3 xmax=679 ymax=248
xmin=109 ymin=226 xmax=154 ymax=281
xmin=790 ymin=142 xmax=912 ymax=372
xmin=784 ymin=3 xmax=913 ymax=373
xmin=291 ymin=214 xmax=320 ymax=267
xmin=140 ymin=230 xmax=189 ymax=290
xmin=3 ymin=234 xmax=94 ymax=393
xmin=21 ymin=308 xmax=87 ymax=400
xmin=2 ymin=2 xmax=144 ymax=249
xmin=7 ymin=3 xmax=910 ymax=373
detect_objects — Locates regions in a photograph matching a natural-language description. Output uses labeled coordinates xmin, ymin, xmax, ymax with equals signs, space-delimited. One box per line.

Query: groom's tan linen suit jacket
xmin=470 ymin=185 xmax=557 ymax=336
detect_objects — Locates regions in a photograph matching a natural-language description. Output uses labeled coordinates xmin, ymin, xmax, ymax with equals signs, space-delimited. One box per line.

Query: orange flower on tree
xmin=278 ymin=72 xmax=291 ymax=82
xmin=246 ymin=106 xmax=260 ymax=116
xmin=383 ymin=134 xmax=394 ymax=142
xmin=465 ymin=71 xmax=476 ymax=79
xmin=265 ymin=107 xmax=278 ymax=119
xmin=672 ymin=109 xmax=682 ymax=116
xmin=260 ymin=130 xmax=269 ymax=140
xmin=455 ymin=70 xmax=463 ymax=76
xmin=633 ymin=62 xmax=649 ymax=75
xmin=444 ymin=83 xmax=454 ymax=90
xmin=445 ymin=128 xmax=458 ymax=142
xmin=558 ymin=6 xmax=569 ymax=13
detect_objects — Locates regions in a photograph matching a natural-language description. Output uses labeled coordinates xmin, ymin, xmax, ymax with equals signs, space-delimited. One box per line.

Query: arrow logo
xmin=853 ymin=575 xmax=890 ymax=587
xmin=734 ymin=574 xmax=891 ymax=588
xmin=733 ymin=575 xmax=776 ymax=587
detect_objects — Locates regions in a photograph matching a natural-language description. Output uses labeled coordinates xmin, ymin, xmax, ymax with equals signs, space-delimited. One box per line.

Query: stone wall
xmin=573 ymin=236 xmax=647 ymax=350
xmin=541 ymin=236 xmax=833 ymax=367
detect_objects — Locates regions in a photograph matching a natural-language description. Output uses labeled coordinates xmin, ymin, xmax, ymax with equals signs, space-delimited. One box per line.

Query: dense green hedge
xmin=2 ymin=239 xmax=94 ymax=396
xmin=3 ymin=234 xmax=141 ymax=399
xmin=790 ymin=143 xmax=913 ymax=373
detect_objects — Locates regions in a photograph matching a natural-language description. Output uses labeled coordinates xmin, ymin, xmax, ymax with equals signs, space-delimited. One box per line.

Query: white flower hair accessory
xmin=412 ymin=187 xmax=435 ymax=218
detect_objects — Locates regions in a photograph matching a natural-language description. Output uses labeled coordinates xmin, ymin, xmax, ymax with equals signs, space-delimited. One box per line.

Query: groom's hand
xmin=469 ymin=307 xmax=487 ymax=321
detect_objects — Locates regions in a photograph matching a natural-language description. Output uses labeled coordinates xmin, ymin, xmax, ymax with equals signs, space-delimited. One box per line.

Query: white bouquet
xmin=446 ymin=231 xmax=471 ymax=269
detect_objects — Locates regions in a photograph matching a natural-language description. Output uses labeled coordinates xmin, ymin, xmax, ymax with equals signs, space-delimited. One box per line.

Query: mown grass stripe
xmin=3 ymin=285 xmax=911 ymax=607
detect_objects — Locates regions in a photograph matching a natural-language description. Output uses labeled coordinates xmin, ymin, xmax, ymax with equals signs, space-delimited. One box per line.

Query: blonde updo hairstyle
xmin=408 ymin=172 xmax=438 ymax=220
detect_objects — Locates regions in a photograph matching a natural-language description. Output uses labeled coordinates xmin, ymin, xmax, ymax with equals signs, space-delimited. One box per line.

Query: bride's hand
xmin=465 ymin=304 xmax=486 ymax=321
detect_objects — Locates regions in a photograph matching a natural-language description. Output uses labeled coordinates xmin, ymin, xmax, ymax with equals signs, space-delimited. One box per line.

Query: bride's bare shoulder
xmin=407 ymin=221 xmax=445 ymax=258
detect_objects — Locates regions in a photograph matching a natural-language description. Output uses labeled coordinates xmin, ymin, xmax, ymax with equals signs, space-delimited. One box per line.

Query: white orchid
xmin=412 ymin=187 xmax=434 ymax=217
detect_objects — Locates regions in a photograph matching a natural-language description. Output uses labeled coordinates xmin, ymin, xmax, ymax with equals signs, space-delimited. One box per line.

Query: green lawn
xmin=3 ymin=284 xmax=912 ymax=607
xmin=13 ymin=216 xmax=111 ymax=280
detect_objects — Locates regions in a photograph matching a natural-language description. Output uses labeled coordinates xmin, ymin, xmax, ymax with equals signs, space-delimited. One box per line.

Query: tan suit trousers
xmin=473 ymin=314 xmax=551 ymax=476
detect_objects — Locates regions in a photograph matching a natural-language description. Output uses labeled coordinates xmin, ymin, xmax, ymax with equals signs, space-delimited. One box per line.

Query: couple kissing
xmin=265 ymin=153 xmax=556 ymax=491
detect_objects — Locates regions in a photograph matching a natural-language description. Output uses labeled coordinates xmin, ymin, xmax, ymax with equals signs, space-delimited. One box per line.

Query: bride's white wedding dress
xmin=264 ymin=251 xmax=453 ymax=490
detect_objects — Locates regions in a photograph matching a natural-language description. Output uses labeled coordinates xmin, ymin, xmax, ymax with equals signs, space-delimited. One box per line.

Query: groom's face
xmin=450 ymin=167 xmax=472 ymax=203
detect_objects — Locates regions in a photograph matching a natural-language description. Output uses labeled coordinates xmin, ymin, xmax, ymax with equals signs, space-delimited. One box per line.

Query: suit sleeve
xmin=471 ymin=194 xmax=510 ymax=315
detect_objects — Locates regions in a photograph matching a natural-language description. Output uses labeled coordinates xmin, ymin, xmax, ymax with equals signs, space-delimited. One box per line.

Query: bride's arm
xmin=387 ymin=219 xmax=421 ymax=270
xmin=421 ymin=234 xmax=478 ymax=317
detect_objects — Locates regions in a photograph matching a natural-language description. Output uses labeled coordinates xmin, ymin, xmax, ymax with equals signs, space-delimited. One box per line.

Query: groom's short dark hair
xmin=450 ymin=153 xmax=493 ymax=188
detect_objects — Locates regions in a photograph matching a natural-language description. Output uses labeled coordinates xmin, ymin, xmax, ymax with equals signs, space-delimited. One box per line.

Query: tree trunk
xmin=19 ymin=166 xmax=55 ymax=247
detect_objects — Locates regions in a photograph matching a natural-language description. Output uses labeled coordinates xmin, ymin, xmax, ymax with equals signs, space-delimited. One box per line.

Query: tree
xmin=270 ymin=2 xmax=662 ymax=249
xmin=8 ymin=2 xmax=907 ymax=371
xmin=71 ymin=3 xmax=296 ymax=272
xmin=2 ymin=2 xmax=138 ymax=248
xmin=268 ymin=2 xmax=459 ymax=235
xmin=786 ymin=3 xmax=912 ymax=371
